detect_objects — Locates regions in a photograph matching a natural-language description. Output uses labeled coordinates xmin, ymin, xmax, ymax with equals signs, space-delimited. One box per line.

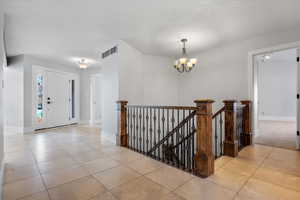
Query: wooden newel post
xmin=223 ymin=100 xmax=238 ymax=157
xmin=240 ymin=100 xmax=253 ymax=146
xmin=194 ymin=99 xmax=215 ymax=178
xmin=116 ymin=100 xmax=128 ymax=147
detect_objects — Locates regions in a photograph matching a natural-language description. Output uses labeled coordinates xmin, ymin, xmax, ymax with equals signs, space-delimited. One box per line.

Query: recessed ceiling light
xmin=78 ymin=59 xmax=88 ymax=69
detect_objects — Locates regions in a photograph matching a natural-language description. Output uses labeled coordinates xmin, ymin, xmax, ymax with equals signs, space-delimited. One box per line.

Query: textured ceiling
xmin=3 ymin=0 xmax=300 ymax=67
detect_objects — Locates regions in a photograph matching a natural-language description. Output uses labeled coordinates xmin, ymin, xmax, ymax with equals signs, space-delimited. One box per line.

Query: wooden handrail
xmin=126 ymin=105 xmax=197 ymax=111
xmin=212 ymin=106 xmax=225 ymax=119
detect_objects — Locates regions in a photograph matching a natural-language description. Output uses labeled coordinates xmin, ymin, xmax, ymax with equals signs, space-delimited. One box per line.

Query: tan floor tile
xmin=268 ymin=147 xmax=300 ymax=165
xmin=110 ymin=176 xmax=171 ymax=200
xmin=89 ymin=191 xmax=117 ymax=200
xmin=48 ymin=176 xmax=107 ymax=200
xmin=4 ymin=164 xmax=40 ymax=183
xmin=145 ymin=165 xmax=193 ymax=190
xmin=93 ymin=165 xmax=141 ymax=189
xmin=222 ymin=158 xmax=259 ymax=176
xmin=37 ymin=157 xmax=80 ymax=174
xmin=214 ymin=156 xmax=233 ymax=170
xmin=83 ymin=158 xmax=120 ymax=174
xmin=237 ymin=178 xmax=300 ymax=200
xmin=126 ymin=157 xmax=163 ymax=174
xmin=71 ymin=150 xmax=107 ymax=163
xmin=34 ymin=149 xmax=71 ymax=163
xmin=253 ymin=167 xmax=300 ymax=192
xmin=262 ymin=157 xmax=300 ymax=177
xmin=3 ymin=176 xmax=46 ymax=200
xmin=111 ymin=151 xmax=143 ymax=164
xmin=18 ymin=191 xmax=50 ymax=200
xmin=174 ymin=178 xmax=236 ymax=200
xmin=208 ymin=168 xmax=249 ymax=192
xmin=42 ymin=166 xmax=89 ymax=188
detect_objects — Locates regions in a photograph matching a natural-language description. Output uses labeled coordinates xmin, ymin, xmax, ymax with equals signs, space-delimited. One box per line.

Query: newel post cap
xmin=223 ymin=100 xmax=237 ymax=104
xmin=116 ymin=100 xmax=128 ymax=104
xmin=194 ymin=99 xmax=215 ymax=104
xmin=240 ymin=100 xmax=252 ymax=104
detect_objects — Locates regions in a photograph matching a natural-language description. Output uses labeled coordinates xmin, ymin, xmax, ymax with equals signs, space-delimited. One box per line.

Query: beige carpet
xmin=255 ymin=120 xmax=297 ymax=150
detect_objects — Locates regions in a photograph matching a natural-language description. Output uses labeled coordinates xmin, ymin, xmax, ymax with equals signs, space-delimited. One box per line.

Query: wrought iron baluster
xmin=138 ymin=107 xmax=142 ymax=153
xmin=153 ymin=108 xmax=157 ymax=159
xmin=220 ymin=113 xmax=223 ymax=155
xmin=146 ymin=108 xmax=149 ymax=152
xmin=162 ymin=108 xmax=165 ymax=162
xmin=158 ymin=108 xmax=161 ymax=160
xmin=150 ymin=108 xmax=153 ymax=154
xmin=142 ymin=107 xmax=145 ymax=154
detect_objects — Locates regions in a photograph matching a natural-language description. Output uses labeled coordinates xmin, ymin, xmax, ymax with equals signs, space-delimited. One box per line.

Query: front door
xmin=33 ymin=67 xmax=77 ymax=130
xmin=45 ymin=71 xmax=70 ymax=128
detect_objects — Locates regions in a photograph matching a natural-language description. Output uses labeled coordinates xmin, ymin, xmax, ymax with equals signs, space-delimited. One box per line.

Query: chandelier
xmin=174 ymin=39 xmax=197 ymax=73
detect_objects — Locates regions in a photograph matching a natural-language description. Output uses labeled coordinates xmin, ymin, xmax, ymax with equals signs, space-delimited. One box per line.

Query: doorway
xmin=32 ymin=66 xmax=79 ymax=130
xmin=90 ymin=74 xmax=102 ymax=125
xmin=252 ymin=48 xmax=298 ymax=150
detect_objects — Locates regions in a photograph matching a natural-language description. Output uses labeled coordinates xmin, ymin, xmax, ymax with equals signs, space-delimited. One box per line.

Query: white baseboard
xmin=89 ymin=119 xmax=101 ymax=125
xmin=0 ymin=159 xmax=5 ymax=199
xmin=79 ymin=120 xmax=90 ymax=125
xmin=4 ymin=126 xmax=23 ymax=134
xmin=259 ymin=115 xmax=296 ymax=122
xmin=4 ymin=126 xmax=34 ymax=134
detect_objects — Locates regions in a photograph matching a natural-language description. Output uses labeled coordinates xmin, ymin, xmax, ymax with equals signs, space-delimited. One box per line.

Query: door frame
xmin=32 ymin=65 xmax=80 ymax=130
xmin=248 ymin=41 xmax=300 ymax=150
xmin=90 ymin=73 xmax=102 ymax=125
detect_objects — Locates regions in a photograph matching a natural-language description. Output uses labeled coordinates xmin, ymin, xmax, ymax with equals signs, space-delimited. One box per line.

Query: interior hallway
xmin=255 ymin=120 xmax=297 ymax=150
xmin=3 ymin=125 xmax=300 ymax=200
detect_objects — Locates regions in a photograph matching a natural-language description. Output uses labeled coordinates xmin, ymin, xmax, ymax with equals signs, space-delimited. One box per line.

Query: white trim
xmin=79 ymin=120 xmax=90 ymax=124
xmin=0 ymin=159 xmax=5 ymax=199
xmin=89 ymin=119 xmax=101 ymax=125
xmin=248 ymin=41 xmax=300 ymax=149
xmin=4 ymin=126 xmax=23 ymax=133
xmin=259 ymin=115 xmax=297 ymax=122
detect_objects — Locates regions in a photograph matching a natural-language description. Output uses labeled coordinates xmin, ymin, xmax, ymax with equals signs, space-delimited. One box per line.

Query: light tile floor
xmin=3 ymin=125 xmax=300 ymax=200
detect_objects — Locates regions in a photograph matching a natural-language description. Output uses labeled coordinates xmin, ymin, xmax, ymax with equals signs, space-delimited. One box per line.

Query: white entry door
xmin=297 ymin=49 xmax=300 ymax=150
xmin=33 ymin=67 xmax=78 ymax=130
xmin=45 ymin=71 xmax=70 ymax=128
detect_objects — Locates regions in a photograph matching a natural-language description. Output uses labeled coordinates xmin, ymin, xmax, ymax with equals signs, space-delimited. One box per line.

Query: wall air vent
xmin=102 ymin=46 xmax=118 ymax=59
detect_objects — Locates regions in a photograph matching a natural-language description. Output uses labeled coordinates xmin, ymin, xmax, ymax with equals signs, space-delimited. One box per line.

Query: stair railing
xmin=116 ymin=99 xmax=252 ymax=177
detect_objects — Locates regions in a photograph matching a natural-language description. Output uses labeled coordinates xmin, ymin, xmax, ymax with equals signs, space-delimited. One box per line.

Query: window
xmin=36 ymin=75 xmax=44 ymax=122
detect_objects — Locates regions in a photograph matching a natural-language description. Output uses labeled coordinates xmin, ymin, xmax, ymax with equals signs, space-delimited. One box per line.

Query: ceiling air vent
xmin=102 ymin=46 xmax=118 ymax=59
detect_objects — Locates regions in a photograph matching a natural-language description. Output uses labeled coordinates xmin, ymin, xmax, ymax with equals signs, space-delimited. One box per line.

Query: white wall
xmin=0 ymin=10 xmax=5 ymax=194
xmin=179 ymin=28 xmax=300 ymax=111
xmin=118 ymin=41 xmax=179 ymax=105
xmin=4 ymin=55 xmax=24 ymax=133
xmin=79 ymin=67 xmax=101 ymax=123
xmin=258 ymin=53 xmax=297 ymax=121
xmin=101 ymin=53 xmax=119 ymax=138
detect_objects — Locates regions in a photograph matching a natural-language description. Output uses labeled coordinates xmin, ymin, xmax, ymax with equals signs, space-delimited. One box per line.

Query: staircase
xmin=116 ymin=99 xmax=252 ymax=177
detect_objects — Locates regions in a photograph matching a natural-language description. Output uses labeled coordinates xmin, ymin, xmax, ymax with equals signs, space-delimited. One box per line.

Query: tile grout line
xmin=231 ymin=146 xmax=274 ymax=199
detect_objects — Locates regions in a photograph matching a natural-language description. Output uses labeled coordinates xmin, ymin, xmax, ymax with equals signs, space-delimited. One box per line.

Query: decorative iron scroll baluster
xmin=146 ymin=108 xmax=149 ymax=152
xmin=212 ymin=106 xmax=225 ymax=159
xmin=236 ymin=106 xmax=245 ymax=150
xmin=123 ymin=104 xmax=199 ymax=175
